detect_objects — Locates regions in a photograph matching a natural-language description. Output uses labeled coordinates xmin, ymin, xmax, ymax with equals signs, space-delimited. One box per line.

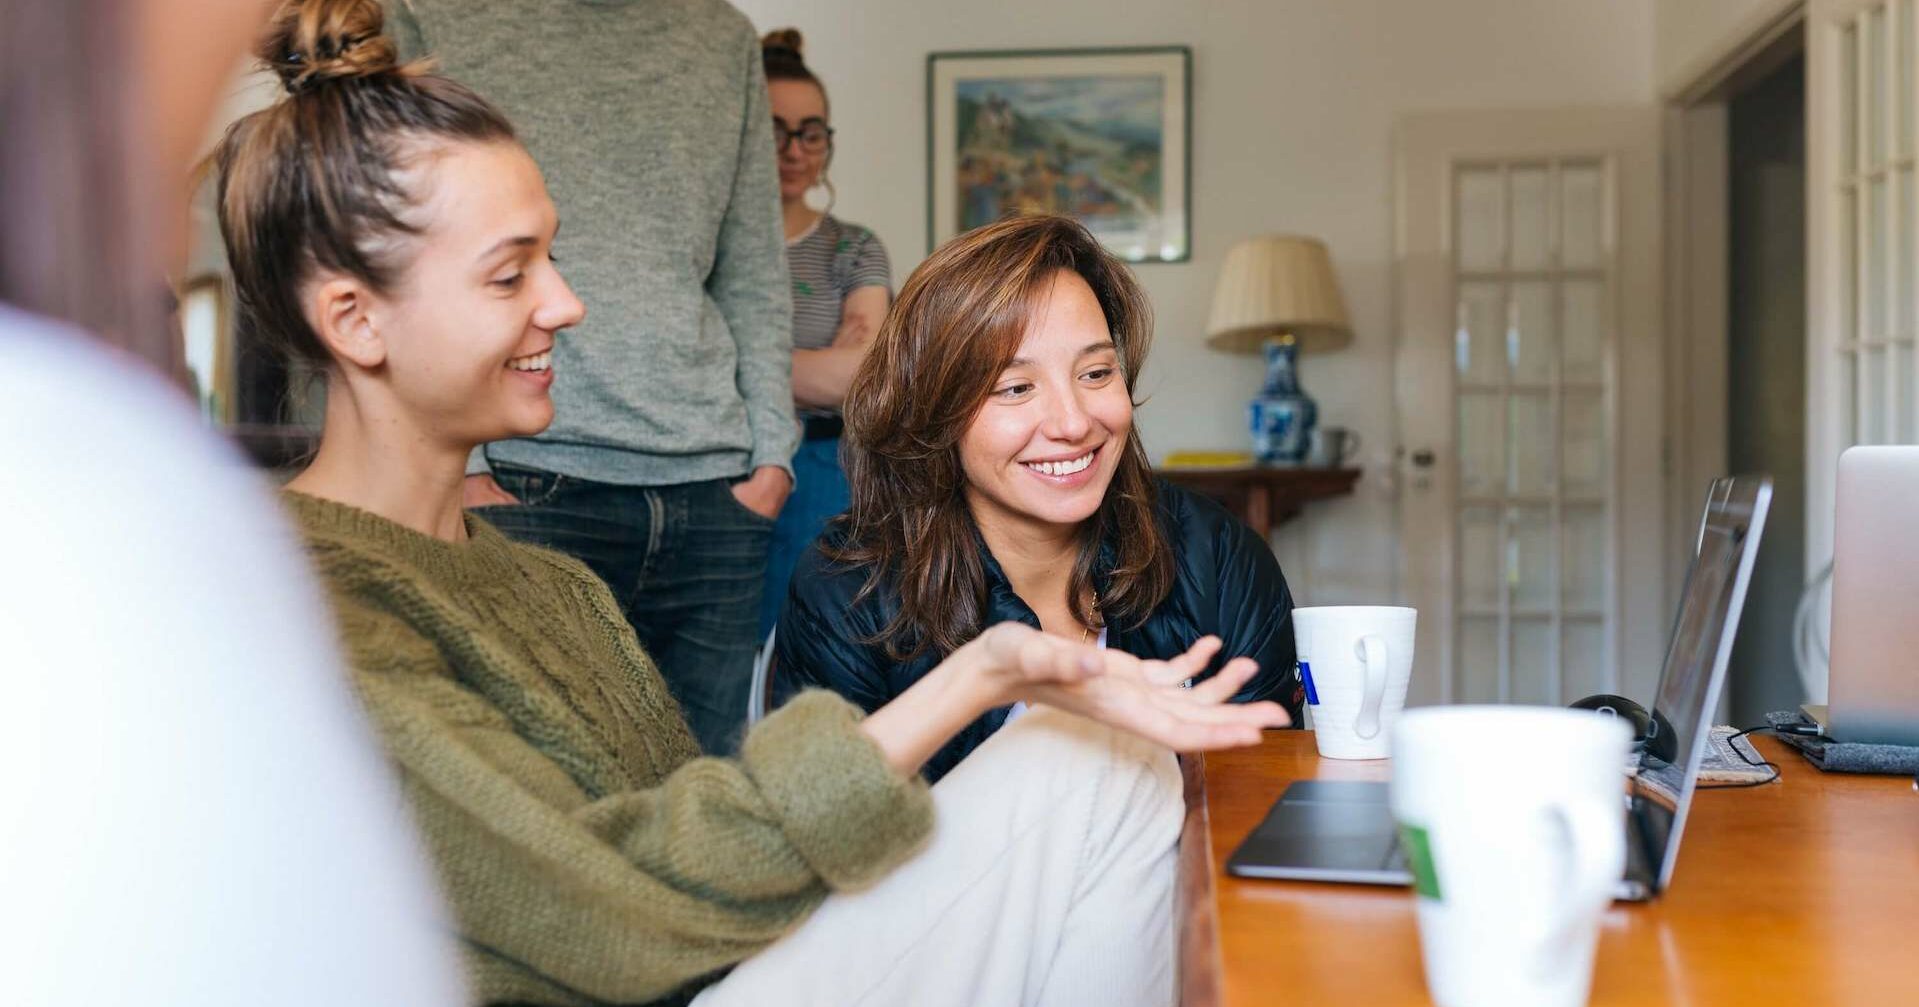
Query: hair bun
xmin=760 ymin=27 xmax=804 ymax=58
xmin=263 ymin=0 xmax=402 ymax=93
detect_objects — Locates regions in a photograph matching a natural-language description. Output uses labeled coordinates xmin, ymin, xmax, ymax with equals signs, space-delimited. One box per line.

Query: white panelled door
xmin=1395 ymin=110 xmax=1666 ymax=709
xmin=1807 ymin=0 xmax=1919 ymax=681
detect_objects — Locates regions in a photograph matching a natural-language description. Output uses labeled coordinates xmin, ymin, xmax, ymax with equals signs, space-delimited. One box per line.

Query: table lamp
xmin=1204 ymin=236 xmax=1353 ymax=465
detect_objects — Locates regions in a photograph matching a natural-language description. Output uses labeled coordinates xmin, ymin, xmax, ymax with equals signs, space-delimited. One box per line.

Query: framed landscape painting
xmin=927 ymin=46 xmax=1191 ymax=262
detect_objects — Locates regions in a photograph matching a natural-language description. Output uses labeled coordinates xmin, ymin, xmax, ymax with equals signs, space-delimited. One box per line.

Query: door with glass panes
xmin=1396 ymin=110 xmax=1668 ymax=708
xmin=1807 ymin=0 xmax=1919 ymax=641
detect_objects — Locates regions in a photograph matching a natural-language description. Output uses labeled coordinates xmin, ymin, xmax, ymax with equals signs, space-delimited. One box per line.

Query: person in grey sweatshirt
xmin=386 ymin=0 xmax=797 ymax=755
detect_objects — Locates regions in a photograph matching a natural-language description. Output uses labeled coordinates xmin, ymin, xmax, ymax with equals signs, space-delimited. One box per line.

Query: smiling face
xmin=959 ymin=269 xmax=1133 ymax=539
xmin=368 ymin=140 xmax=584 ymax=448
xmin=769 ymin=77 xmax=829 ymax=202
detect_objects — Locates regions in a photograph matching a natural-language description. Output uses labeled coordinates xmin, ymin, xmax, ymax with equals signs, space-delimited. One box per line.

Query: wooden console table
xmin=1157 ymin=466 xmax=1361 ymax=538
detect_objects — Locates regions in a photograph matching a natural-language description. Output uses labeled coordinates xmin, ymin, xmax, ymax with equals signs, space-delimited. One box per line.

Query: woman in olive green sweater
xmin=220 ymin=4 xmax=1288 ymax=1005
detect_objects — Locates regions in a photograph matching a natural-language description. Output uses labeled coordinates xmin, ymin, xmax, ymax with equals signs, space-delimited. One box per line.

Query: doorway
xmin=1726 ymin=52 xmax=1809 ymax=726
xmin=1665 ymin=10 xmax=1812 ymax=724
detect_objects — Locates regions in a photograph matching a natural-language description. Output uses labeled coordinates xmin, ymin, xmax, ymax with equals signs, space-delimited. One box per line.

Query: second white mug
xmin=1294 ymin=606 xmax=1416 ymax=760
xmin=1391 ymin=706 xmax=1632 ymax=1007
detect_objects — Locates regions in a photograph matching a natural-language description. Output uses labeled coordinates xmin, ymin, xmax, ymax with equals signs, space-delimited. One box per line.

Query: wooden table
xmin=1179 ymin=731 xmax=1919 ymax=1006
xmin=1157 ymin=467 xmax=1361 ymax=538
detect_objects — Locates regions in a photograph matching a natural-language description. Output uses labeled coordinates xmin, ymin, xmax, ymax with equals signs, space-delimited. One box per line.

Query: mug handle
xmin=1352 ymin=635 xmax=1390 ymax=740
xmin=1531 ymin=798 xmax=1623 ymax=979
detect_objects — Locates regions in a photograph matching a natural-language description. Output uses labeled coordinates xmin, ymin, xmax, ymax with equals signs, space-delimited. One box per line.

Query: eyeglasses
xmin=774 ymin=119 xmax=834 ymax=154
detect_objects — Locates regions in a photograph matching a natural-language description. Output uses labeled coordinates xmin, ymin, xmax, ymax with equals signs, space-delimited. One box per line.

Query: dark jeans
xmin=759 ymin=436 xmax=853 ymax=637
xmin=478 ymin=464 xmax=773 ymax=755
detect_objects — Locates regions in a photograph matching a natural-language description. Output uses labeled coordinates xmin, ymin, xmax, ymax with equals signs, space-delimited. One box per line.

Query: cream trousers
xmin=695 ymin=704 xmax=1184 ymax=1007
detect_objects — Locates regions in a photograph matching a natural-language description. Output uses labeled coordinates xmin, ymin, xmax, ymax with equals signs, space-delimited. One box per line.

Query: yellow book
xmin=1161 ymin=450 xmax=1254 ymax=470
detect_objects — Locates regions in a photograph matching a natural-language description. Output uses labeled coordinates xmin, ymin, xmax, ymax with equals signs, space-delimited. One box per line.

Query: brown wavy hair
xmin=829 ymin=214 xmax=1172 ymax=660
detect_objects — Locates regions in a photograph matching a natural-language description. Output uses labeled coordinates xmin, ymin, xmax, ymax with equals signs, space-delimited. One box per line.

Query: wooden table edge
xmin=1176 ymin=752 xmax=1223 ymax=1007
xmin=1173 ymin=732 xmax=1919 ymax=1007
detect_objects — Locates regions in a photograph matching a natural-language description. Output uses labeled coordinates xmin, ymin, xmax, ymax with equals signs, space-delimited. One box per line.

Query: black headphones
xmin=1569 ymin=693 xmax=1679 ymax=764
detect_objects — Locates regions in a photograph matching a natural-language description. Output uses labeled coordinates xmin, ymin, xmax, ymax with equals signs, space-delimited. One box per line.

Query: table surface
xmin=1181 ymin=730 xmax=1919 ymax=1006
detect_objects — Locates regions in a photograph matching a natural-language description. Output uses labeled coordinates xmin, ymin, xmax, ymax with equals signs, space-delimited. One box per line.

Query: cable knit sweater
xmin=284 ymin=492 xmax=933 ymax=1006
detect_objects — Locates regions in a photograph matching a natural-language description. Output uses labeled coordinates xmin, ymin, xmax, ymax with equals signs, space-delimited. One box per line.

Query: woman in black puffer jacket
xmin=774 ymin=214 xmax=1304 ymax=782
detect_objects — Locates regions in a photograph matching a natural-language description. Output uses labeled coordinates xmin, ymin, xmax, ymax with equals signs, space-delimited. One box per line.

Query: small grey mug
xmin=1308 ymin=426 xmax=1362 ymax=468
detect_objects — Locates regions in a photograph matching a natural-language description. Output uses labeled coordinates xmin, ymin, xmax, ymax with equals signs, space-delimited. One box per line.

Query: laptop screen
xmin=1631 ymin=476 xmax=1772 ymax=892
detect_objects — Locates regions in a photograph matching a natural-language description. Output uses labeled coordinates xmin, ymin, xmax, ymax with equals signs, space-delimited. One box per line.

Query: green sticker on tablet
xmin=1399 ymin=823 xmax=1441 ymax=901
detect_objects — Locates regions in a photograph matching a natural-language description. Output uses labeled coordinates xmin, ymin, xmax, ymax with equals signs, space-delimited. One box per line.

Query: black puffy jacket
xmin=773 ymin=480 xmax=1303 ymax=782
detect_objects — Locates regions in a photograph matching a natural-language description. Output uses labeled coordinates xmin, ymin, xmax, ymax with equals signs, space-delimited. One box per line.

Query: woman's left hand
xmin=978 ymin=626 xmax=1292 ymax=752
xmin=859 ymin=624 xmax=1287 ymax=778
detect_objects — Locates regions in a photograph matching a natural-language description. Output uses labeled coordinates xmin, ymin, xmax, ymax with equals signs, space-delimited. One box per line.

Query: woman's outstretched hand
xmin=860 ymin=622 xmax=1290 ymax=778
xmin=974 ymin=623 xmax=1291 ymax=752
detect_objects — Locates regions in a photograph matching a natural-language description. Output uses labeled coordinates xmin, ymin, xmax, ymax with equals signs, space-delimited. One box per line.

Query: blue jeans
xmin=478 ymin=464 xmax=773 ymax=756
xmin=760 ymin=436 xmax=852 ymax=637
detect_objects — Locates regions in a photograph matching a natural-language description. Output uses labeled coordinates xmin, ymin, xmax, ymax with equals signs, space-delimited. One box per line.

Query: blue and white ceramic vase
xmin=1248 ymin=337 xmax=1316 ymax=465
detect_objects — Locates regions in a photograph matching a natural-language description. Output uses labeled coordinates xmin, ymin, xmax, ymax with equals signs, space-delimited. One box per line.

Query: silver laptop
xmin=1817 ymin=447 xmax=1919 ymax=745
xmin=1226 ymin=475 xmax=1772 ymax=902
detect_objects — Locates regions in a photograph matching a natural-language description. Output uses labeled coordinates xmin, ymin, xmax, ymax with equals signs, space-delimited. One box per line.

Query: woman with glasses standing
xmin=759 ymin=29 xmax=894 ymax=636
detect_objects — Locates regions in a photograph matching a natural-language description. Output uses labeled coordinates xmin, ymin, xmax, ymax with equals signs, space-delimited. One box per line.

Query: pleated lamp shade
xmin=1204 ymin=236 xmax=1354 ymax=355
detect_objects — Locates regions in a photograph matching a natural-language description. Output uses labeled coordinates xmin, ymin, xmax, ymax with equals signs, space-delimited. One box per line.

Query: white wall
xmin=1655 ymin=0 xmax=1802 ymax=97
xmin=733 ymin=0 xmax=1656 ymax=604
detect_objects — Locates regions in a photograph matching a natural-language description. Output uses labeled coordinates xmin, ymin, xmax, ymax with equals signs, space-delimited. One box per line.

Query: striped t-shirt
xmin=788 ymin=214 xmax=891 ymax=354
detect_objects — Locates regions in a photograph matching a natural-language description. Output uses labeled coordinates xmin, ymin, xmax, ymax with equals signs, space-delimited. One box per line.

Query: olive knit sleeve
xmin=337 ymin=602 xmax=934 ymax=1004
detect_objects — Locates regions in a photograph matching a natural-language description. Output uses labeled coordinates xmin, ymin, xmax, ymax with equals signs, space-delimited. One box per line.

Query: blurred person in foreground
xmin=0 ymin=0 xmax=464 ymax=1002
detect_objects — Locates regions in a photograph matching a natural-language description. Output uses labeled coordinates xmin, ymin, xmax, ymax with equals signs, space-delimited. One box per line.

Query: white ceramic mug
xmin=1390 ymin=707 xmax=1632 ymax=1007
xmin=1293 ymin=606 xmax=1416 ymax=759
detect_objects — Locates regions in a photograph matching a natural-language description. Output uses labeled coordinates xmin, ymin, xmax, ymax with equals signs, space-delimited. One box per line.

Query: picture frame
xmin=926 ymin=46 xmax=1192 ymax=263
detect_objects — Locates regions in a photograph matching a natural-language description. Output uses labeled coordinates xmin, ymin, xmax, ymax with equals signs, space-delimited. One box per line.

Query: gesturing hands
xmin=971 ymin=622 xmax=1292 ymax=752
xmin=860 ymin=621 xmax=1292 ymax=777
